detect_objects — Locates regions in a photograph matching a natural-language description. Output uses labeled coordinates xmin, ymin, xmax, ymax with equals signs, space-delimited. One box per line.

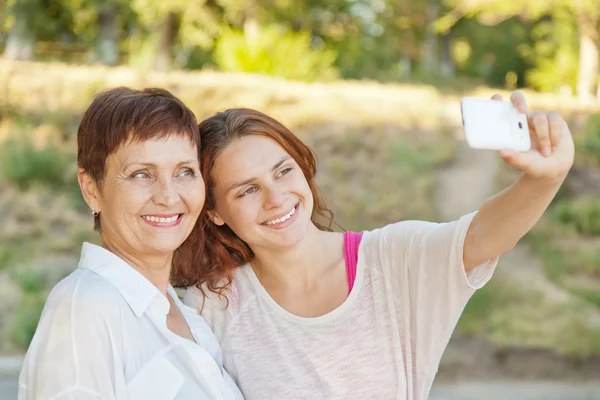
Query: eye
xmin=239 ymin=186 xmax=258 ymax=197
xmin=276 ymin=167 xmax=293 ymax=178
xmin=178 ymin=168 xmax=196 ymax=178
xmin=131 ymin=171 xmax=151 ymax=179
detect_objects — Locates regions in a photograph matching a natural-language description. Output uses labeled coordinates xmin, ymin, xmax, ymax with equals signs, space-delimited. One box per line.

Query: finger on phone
xmin=547 ymin=111 xmax=564 ymax=153
xmin=491 ymin=93 xmax=503 ymax=101
xmin=510 ymin=91 xmax=528 ymax=114
xmin=529 ymin=111 xmax=551 ymax=157
xmin=498 ymin=149 xmax=528 ymax=171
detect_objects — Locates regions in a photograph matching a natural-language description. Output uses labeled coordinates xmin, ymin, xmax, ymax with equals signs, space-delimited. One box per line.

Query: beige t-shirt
xmin=184 ymin=211 xmax=497 ymax=400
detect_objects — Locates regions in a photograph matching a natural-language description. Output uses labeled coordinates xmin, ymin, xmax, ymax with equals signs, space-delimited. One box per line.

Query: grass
xmin=303 ymin=125 xmax=456 ymax=231
xmin=458 ymin=276 xmax=600 ymax=358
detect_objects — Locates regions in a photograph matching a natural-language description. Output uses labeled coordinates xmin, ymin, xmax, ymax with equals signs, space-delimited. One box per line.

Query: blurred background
xmin=0 ymin=0 xmax=600 ymax=398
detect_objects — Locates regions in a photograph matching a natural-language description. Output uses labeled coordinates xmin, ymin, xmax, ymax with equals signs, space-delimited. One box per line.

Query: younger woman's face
xmin=208 ymin=135 xmax=314 ymax=252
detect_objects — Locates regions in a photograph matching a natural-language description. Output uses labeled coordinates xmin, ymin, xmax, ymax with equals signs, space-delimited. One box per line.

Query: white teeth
xmin=265 ymin=206 xmax=296 ymax=225
xmin=143 ymin=215 xmax=179 ymax=223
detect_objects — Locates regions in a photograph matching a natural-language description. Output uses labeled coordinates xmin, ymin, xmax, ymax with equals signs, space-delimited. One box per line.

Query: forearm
xmin=463 ymin=173 xmax=565 ymax=270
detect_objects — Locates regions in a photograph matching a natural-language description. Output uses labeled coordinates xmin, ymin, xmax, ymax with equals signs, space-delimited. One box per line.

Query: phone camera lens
xmin=518 ymin=122 xmax=523 ymax=129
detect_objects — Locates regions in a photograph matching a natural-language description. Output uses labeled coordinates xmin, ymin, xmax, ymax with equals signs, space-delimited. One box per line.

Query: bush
xmin=10 ymin=294 xmax=46 ymax=348
xmin=0 ymin=243 xmax=29 ymax=272
xmin=0 ymin=134 xmax=74 ymax=190
xmin=579 ymin=113 xmax=600 ymax=165
xmin=213 ymin=25 xmax=339 ymax=82
xmin=552 ymin=197 xmax=600 ymax=236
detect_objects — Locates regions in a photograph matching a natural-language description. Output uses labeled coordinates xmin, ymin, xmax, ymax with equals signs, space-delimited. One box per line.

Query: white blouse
xmin=18 ymin=242 xmax=243 ymax=400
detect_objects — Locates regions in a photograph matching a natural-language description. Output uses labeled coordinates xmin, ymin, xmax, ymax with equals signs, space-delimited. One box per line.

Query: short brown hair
xmin=172 ymin=108 xmax=335 ymax=299
xmin=77 ymin=87 xmax=200 ymax=231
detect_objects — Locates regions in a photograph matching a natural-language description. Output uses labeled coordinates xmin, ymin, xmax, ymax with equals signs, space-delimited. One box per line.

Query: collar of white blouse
xmin=78 ymin=242 xmax=173 ymax=317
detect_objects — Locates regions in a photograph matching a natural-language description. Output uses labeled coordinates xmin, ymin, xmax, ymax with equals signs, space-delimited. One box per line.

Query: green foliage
xmin=0 ymin=135 xmax=75 ymax=190
xmin=457 ymin=278 xmax=526 ymax=335
xmin=552 ymin=197 xmax=600 ymax=236
xmin=10 ymin=268 xmax=46 ymax=294
xmin=580 ymin=113 xmax=600 ymax=164
xmin=213 ymin=26 xmax=339 ymax=82
xmin=8 ymin=268 xmax=51 ymax=347
xmin=524 ymin=9 xmax=579 ymax=92
xmin=0 ymin=243 xmax=28 ymax=272
xmin=10 ymin=293 xmax=46 ymax=348
xmin=452 ymin=17 xmax=533 ymax=88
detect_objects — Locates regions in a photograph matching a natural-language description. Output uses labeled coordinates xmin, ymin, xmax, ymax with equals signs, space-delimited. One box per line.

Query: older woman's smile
xmin=141 ymin=213 xmax=183 ymax=227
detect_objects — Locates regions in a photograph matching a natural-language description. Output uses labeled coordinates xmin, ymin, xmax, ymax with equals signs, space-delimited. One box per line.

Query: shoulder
xmin=43 ymin=268 xmax=125 ymax=327
xmin=363 ymin=212 xmax=477 ymax=250
xmin=183 ymin=267 xmax=247 ymax=315
xmin=361 ymin=219 xmax=434 ymax=252
xmin=183 ymin=266 xmax=254 ymax=336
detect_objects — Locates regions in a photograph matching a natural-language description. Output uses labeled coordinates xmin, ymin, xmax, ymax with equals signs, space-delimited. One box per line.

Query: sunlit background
xmin=0 ymin=0 xmax=600 ymax=398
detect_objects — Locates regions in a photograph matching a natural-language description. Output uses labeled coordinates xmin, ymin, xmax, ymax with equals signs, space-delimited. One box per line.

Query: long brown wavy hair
xmin=172 ymin=108 xmax=336 ymax=300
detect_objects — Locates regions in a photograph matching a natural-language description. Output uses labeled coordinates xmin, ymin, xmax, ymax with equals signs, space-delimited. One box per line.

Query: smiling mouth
xmin=141 ymin=214 xmax=183 ymax=227
xmin=262 ymin=203 xmax=298 ymax=226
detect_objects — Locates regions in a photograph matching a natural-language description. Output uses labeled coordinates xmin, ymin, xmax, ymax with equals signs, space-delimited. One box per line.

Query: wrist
xmin=519 ymin=171 xmax=567 ymax=188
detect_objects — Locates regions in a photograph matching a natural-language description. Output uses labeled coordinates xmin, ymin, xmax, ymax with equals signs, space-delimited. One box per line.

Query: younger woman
xmin=178 ymin=92 xmax=574 ymax=400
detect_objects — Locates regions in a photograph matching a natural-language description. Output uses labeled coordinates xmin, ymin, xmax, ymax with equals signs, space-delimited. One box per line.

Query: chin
xmin=146 ymin=237 xmax=187 ymax=255
xmin=275 ymin=225 xmax=309 ymax=248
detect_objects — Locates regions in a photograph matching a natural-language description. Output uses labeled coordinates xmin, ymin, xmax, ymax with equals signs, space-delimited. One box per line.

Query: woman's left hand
xmin=493 ymin=91 xmax=575 ymax=183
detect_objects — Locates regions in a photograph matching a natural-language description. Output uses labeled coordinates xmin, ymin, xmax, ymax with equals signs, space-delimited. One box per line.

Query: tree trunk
xmin=422 ymin=1 xmax=440 ymax=73
xmin=397 ymin=0 xmax=413 ymax=75
xmin=154 ymin=12 xmax=178 ymax=72
xmin=94 ymin=8 xmax=119 ymax=65
xmin=243 ymin=0 xmax=259 ymax=43
xmin=576 ymin=29 xmax=599 ymax=102
xmin=440 ymin=30 xmax=454 ymax=77
xmin=3 ymin=12 xmax=35 ymax=60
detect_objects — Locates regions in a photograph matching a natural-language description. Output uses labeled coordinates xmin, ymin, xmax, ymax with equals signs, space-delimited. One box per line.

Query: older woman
xmin=18 ymin=87 xmax=242 ymax=400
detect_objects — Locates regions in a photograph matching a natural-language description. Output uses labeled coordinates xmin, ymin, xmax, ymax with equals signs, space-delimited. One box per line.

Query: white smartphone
xmin=460 ymin=97 xmax=531 ymax=151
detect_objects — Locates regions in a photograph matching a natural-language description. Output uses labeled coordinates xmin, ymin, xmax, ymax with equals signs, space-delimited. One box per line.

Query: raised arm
xmin=463 ymin=92 xmax=575 ymax=271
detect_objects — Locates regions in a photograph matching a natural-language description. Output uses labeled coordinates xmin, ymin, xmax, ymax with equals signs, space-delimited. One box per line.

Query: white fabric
xmin=184 ymin=211 xmax=498 ymax=400
xmin=19 ymin=242 xmax=243 ymax=400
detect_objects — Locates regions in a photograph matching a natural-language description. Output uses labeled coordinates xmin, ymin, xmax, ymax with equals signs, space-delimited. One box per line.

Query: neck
xmin=101 ymin=237 xmax=173 ymax=296
xmin=250 ymin=223 xmax=334 ymax=288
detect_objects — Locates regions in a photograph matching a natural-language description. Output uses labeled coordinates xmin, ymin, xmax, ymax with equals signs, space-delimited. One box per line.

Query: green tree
xmin=438 ymin=0 xmax=600 ymax=97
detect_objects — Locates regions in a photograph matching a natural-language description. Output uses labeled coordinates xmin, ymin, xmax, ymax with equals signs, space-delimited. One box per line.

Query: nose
xmin=153 ymin=177 xmax=180 ymax=208
xmin=263 ymin=184 xmax=285 ymax=209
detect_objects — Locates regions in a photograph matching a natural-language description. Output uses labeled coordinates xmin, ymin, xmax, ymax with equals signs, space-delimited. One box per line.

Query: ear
xmin=78 ymin=169 xmax=102 ymax=213
xmin=207 ymin=209 xmax=225 ymax=226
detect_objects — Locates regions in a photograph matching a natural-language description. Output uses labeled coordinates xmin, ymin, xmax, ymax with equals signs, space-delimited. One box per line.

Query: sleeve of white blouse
xmin=18 ymin=275 xmax=123 ymax=400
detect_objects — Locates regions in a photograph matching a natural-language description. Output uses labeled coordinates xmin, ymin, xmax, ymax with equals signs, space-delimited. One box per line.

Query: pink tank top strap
xmin=343 ymin=231 xmax=364 ymax=294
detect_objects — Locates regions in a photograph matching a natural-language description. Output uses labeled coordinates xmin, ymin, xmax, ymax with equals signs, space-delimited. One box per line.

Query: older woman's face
xmin=94 ymin=135 xmax=204 ymax=257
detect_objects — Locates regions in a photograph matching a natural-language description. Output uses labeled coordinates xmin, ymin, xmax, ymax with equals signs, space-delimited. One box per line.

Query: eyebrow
xmin=124 ymin=160 xmax=199 ymax=169
xmin=227 ymin=156 xmax=291 ymax=193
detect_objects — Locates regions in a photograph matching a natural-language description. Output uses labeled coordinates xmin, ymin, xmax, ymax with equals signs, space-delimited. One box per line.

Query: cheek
xmin=102 ymin=183 xmax=150 ymax=214
xmin=293 ymin=174 xmax=313 ymax=198
xmin=183 ymin=184 xmax=206 ymax=212
xmin=222 ymin=199 xmax=259 ymax=231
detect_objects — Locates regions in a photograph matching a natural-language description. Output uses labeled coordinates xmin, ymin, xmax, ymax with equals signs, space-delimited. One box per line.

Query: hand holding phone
xmin=461 ymin=97 xmax=531 ymax=152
